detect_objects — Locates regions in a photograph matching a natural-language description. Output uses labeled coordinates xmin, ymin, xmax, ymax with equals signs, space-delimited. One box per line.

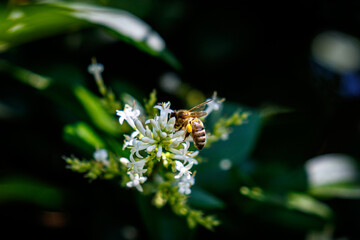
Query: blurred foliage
xmin=1 ymin=0 xmax=360 ymax=240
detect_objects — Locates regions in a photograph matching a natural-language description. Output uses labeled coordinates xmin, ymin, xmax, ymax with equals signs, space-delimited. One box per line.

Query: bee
xmin=170 ymin=99 xmax=212 ymax=150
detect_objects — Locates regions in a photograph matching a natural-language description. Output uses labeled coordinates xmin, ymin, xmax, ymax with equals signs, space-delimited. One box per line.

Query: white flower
xmin=154 ymin=101 xmax=173 ymax=117
xmin=88 ymin=61 xmax=104 ymax=75
xmin=93 ymin=149 xmax=109 ymax=166
xmin=170 ymin=141 xmax=199 ymax=165
xmin=128 ymin=158 xmax=147 ymax=176
xmin=135 ymin=119 xmax=146 ymax=135
xmin=129 ymin=139 xmax=148 ymax=159
xmin=156 ymin=146 xmax=163 ymax=158
xmin=205 ymin=92 xmax=225 ymax=115
xmin=178 ymin=175 xmax=195 ymax=195
xmin=120 ymin=157 xmax=130 ymax=165
xmin=154 ymin=102 xmax=173 ymax=128
xmin=174 ymin=160 xmax=193 ymax=179
xmin=126 ymin=172 xmax=147 ymax=192
xmin=119 ymin=100 xmax=202 ymax=193
xmin=219 ymin=158 xmax=232 ymax=170
xmin=116 ymin=104 xmax=140 ymax=129
xmin=123 ymin=131 xmax=139 ymax=150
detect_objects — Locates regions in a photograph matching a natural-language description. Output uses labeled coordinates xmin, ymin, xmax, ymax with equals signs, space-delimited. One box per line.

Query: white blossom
xmin=123 ymin=131 xmax=139 ymax=150
xmin=88 ymin=61 xmax=104 ymax=75
xmin=170 ymin=141 xmax=199 ymax=165
xmin=120 ymin=157 xmax=130 ymax=165
xmin=205 ymin=92 xmax=224 ymax=115
xmin=174 ymin=160 xmax=193 ymax=179
xmin=128 ymin=157 xmax=147 ymax=176
xmin=219 ymin=158 xmax=232 ymax=170
xmin=93 ymin=149 xmax=109 ymax=166
xmin=116 ymin=104 xmax=140 ymax=129
xmin=118 ymin=100 xmax=204 ymax=194
xmin=154 ymin=101 xmax=173 ymax=118
xmin=129 ymin=139 xmax=148 ymax=159
xmin=178 ymin=175 xmax=195 ymax=195
xmin=126 ymin=172 xmax=147 ymax=192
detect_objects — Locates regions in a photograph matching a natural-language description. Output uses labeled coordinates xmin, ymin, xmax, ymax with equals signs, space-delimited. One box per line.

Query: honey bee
xmin=170 ymin=99 xmax=212 ymax=150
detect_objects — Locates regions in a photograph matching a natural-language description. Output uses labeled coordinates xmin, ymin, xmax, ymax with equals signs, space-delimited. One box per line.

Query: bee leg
xmin=175 ymin=121 xmax=188 ymax=132
xmin=184 ymin=123 xmax=192 ymax=140
xmin=175 ymin=128 xmax=182 ymax=132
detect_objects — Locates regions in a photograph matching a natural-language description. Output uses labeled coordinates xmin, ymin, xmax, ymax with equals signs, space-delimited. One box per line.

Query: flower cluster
xmin=116 ymin=102 xmax=199 ymax=194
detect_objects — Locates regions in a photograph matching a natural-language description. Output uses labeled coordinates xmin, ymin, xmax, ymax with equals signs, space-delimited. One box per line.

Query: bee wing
xmin=189 ymin=111 xmax=207 ymax=118
xmin=188 ymin=99 xmax=213 ymax=112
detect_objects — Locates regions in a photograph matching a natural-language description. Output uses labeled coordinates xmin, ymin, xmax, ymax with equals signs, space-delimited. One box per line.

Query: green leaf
xmin=188 ymin=187 xmax=225 ymax=210
xmin=203 ymin=102 xmax=261 ymax=161
xmin=0 ymin=2 xmax=180 ymax=69
xmin=0 ymin=175 xmax=63 ymax=209
xmin=0 ymin=60 xmax=89 ymax=120
xmin=240 ymin=186 xmax=333 ymax=221
xmin=305 ymin=154 xmax=360 ymax=199
xmin=196 ymin=102 xmax=262 ymax=193
xmin=63 ymin=122 xmax=106 ymax=155
xmin=73 ymin=85 xmax=121 ymax=136
xmin=308 ymin=183 xmax=360 ymax=199
xmin=0 ymin=4 xmax=80 ymax=52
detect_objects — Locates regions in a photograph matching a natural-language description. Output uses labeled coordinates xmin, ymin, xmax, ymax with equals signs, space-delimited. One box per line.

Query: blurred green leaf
xmin=196 ymin=102 xmax=262 ymax=193
xmin=0 ymin=4 xmax=79 ymax=52
xmin=0 ymin=60 xmax=88 ymax=120
xmin=63 ymin=121 xmax=106 ymax=155
xmin=0 ymin=2 xmax=180 ymax=69
xmin=309 ymin=183 xmax=360 ymax=199
xmin=240 ymin=186 xmax=333 ymax=221
xmin=188 ymin=187 xmax=225 ymax=210
xmin=305 ymin=154 xmax=360 ymax=199
xmin=1 ymin=60 xmax=122 ymax=136
xmin=202 ymin=102 xmax=261 ymax=162
xmin=73 ymin=85 xmax=121 ymax=136
xmin=0 ymin=176 xmax=63 ymax=209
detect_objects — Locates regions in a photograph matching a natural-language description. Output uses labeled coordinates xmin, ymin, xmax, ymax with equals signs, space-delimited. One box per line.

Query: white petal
xmin=119 ymin=117 xmax=125 ymax=125
xmin=145 ymin=128 xmax=152 ymax=138
xmin=168 ymin=117 xmax=176 ymax=126
xmin=135 ymin=119 xmax=146 ymax=135
xmin=160 ymin=131 xmax=167 ymax=138
xmin=185 ymin=162 xmax=194 ymax=171
xmin=156 ymin=146 xmax=163 ymax=158
xmin=142 ymin=137 xmax=155 ymax=144
xmin=146 ymin=144 xmax=157 ymax=153
xmin=139 ymin=176 xmax=147 ymax=183
xmin=93 ymin=149 xmax=108 ymax=161
xmin=154 ymin=104 xmax=162 ymax=110
xmin=126 ymin=181 xmax=134 ymax=188
xmin=133 ymin=109 xmax=141 ymax=118
xmin=120 ymin=157 xmax=130 ymax=165
xmin=135 ymin=151 xmax=143 ymax=159
xmin=174 ymin=173 xmax=182 ymax=179
xmin=169 ymin=148 xmax=182 ymax=155
xmin=175 ymin=161 xmax=184 ymax=170
xmin=135 ymin=184 xmax=143 ymax=192
xmin=172 ymin=155 xmax=186 ymax=161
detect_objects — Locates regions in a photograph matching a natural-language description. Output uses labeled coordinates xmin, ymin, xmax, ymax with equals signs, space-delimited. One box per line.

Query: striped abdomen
xmin=191 ymin=118 xmax=206 ymax=150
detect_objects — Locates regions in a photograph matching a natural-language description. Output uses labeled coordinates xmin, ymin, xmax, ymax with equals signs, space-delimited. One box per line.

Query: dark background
xmin=1 ymin=0 xmax=360 ymax=239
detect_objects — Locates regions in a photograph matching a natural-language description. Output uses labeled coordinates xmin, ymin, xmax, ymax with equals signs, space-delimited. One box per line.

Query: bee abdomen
xmin=191 ymin=119 xmax=206 ymax=150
